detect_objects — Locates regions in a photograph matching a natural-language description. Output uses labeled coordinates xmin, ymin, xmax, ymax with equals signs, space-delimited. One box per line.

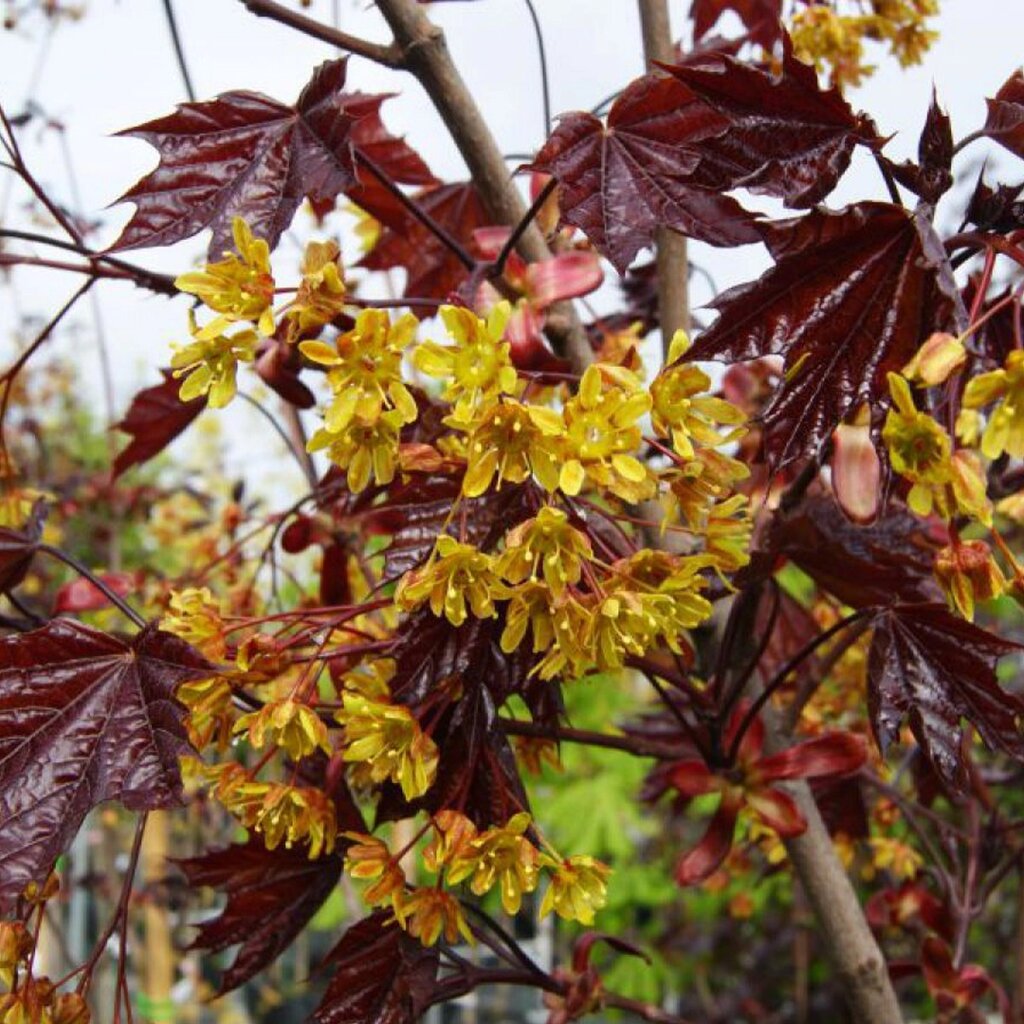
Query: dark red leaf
xmin=689 ymin=0 xmax=783 ymax=49
xmin=884 ymin=90 xmax=953 ymax=203
xmin=664 ymin=36 xmax=879 ymax=208
xmin=675 ymin=794 xmax=740 ymax=885
xmin=0 ymin=499 xmax=45 ymax=595
xmin=111 ymin=370 xmax=206 ymax=480
xmin=178 ymin=839 xmax=342 ymax=994
xmin=53 ymin=572 xmax=136 ymax=614
xmin=746 ymin=787 xmax=805 ymax=838
xmin=984 ymin=69 xmax=1024 ymax=160
xmin=765 ymin=495 xmax=943 ymax=608
xmin=0 ymin=621 xmax=210 ymax=912
xmin=867 ymin=604 xmax=1024 ymax=792
xmin=112 ymin=59 xmax=373 ymax=255
xmin=314 ymin=912 xmax=440 ymax=1024
xmin=965 ymin=174 xmax=1024 ymax=234
xmin=377 ymin=610 xmax=539 ymax=826
xmin=757 ymin=732 xmax=866 ymax=782
xmin=358 ymin=181 xmax=488 ymax=303
xmin=528 ymin=74 xmax=759 ymax=273
xmin=689 ymin=203 xmax=953 ymax=468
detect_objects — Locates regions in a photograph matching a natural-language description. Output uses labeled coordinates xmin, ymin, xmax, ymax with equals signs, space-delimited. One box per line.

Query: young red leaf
xmin=689 ymin=0 xmax=782 ymax=49
xmin=884 ymin=90 xmax=953 ymax=203
xmin=177 ymin=840 xmax=343 ymax=994
xmin=689 ymin=203 xmax=953 ymax=468
xmin=664 ymin=36 xmax=880 ymax=208
xmin=112 ymin=59 xmax=368 ymax=255
xmin=0 ymin=499 xmax=45 ymax=595
xmin=675 ymin=794 xmax=740 ymax=885
xmin=111 ymin=369 xmax=206 ymax=480
xmin=668 ymin=759 xmax=718 ymax=798
xmin=764 ymin=496 xmax=942 ymax=609
xmin=745 ymin=788 xmax=806 ymax=838
xmin=983 ymin=69 xmax=1024 ymax=160
xmin=358 ymin=181 xmax=487 ymax=303
xmin=527 ymin=74 xmax=760 ymax=273
xmin=53 ymin=572 xmax=136 ymax=614
xmin=314 ymin=912 xmax=440 ymax=1024
xmin=0 ymin=620 xmax=210 ymax=912
xmin=868 ymin=604 xmax=1024 ymax=792
xmin=756 ymin=732 xmax=866 ymax=783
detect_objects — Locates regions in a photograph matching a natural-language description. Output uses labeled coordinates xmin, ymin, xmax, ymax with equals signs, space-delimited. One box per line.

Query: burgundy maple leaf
xmin=0 ymin=621 xmax=211 ymax=912
xmin=983 ymin=69 xmax=1024 ymax=160
xmin=868 ymin=604 xmax=1024 ymax=792
xmin=314 ymin=912 xmax=441 ymax=1024
xmin=111 ymin=369 xmax=207 ymax=480
xmin=177 ymin=839 xmax=343 ymax=994
xmin=689 ymin=0 xmax=783 ymax=50
xmin=0 ymin=498 xmax=46 ymax=595
xmin=111 ymin=59 xmax=430 ymax=256
xmin=528 ymin=73 xmax=760 ymax=272
xmin=689 ymin=202 xmax=954 ymax=468
xmin=664 ymin=35 xmax=880 ymax=208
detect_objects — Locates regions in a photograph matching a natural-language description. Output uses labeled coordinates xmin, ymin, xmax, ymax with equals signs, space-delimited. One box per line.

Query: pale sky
xmin=1 ymin=0 xmax=1020 ymax=480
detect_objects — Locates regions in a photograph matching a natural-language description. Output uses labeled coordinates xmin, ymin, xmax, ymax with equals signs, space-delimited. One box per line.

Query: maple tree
xmin=5 ymin=1 xmax=1024 ymax=1023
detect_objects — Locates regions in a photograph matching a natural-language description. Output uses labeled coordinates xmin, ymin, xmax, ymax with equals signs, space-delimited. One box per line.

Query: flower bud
xmin=903 ymin=332 xmax=966 ymax=387
xmin=934 ymin=540 xmax=1005 ymax=621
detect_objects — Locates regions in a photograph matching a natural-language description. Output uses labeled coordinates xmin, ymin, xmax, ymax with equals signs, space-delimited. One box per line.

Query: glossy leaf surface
xmin=0 ymin=621 xmax=209 ymax=911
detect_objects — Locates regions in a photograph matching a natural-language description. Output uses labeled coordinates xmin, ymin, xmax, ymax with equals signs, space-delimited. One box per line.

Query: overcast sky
xmin=1 ymin=0 xmax=1020 ymax=480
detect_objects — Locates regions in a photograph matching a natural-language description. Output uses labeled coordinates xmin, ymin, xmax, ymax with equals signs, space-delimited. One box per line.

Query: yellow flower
xmin=307 ymin=408 xmax=404 ymax=493
xmin=559 ymin=363 xmax=654 ymax=503
xmin=170 ymin=314 xmax=259 ymax=409
xmin=411 ymin=302 xmax=519 ymax=422
xmin=422 ymin=811 xmax=479 ymax=873
xmin=446 ymin=812 xmax=540 ymax=915
xmin=963 ymin=349 xmax=1024 ymax=460
xmin=664 ymin=447 xmax=750 ymax=530
xmin=650 ymin=331 xmax=746 ymax=458
xmin=246 ymin=784 xmax=337 ymax=858
xmin=539 ymin=855 xmax=611 ymax=926
xmin=497 ymin=507 xmax=593 ymax=596
xmin=343 ymin=833 xmax=407 ymax=909
xmin=704 ymin=494 xmax=753 ymax=572
xmin=336 ymin=690 xmax=438 ymax=800
xmin=458 ymin=399 xmax=563 ymax=496
xmin=0 ymin=922 xmax=31 ymax=989
xmin=394 ymin=887 xmax=474 ymax=947
xmin=175 ymin=217 xmax=276 ymax=337
xmin=882 ymin=373 xmax=953 ymax=517
xmin=902 ymin=332 xmax=966 ymax=388
xmin=177 ymin=677 xmax=235 ymax=750
xmin=395 ymin=535 xmax=509 ymax=626
xmin=162 ymin=587 xmax=225 ymax=659
xmin=234 ymin=699 xmax=330 ymax=760
xmin=864 ymin=836 xmax=923 ymax=881
xmin=285 ymin=239 xmax=347 ymax=338
xmin=300 ymin=308 xmax=418 ymax=431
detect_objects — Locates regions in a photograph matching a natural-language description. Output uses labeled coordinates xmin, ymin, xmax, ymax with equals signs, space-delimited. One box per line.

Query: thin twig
xmin=489 ymin=175 xmax=557 ymax=278
xmin=521 ymin=0 xmax=551 ymax=138
xmin=160 ymin=0 xmax=196 ymax=101
xmin=239 ymin=0 xmax=404 ymax=67
xmin=39 ymin=544 xmax=147 ymax=628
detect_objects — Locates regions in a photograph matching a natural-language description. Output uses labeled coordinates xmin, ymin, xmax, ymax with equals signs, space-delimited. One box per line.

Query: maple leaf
xmin=177 ymin=839 xmax=343 ymax=994
xmin=358 ymin=181 xmax=488 ymax=303
xmin=314 ymin=912 xmax=440 ymax=1024
xmin=111 ymin=60 xmax=428 ymax=256
xmin=363 ymin=476 xmax=536 ymax=582
xmin=689 ymin=0 xmax=783 ymax=49
xmin=0 ymin=498 xmax=45 ymax=595
xmin=528 ymin=74 xmax=760 ymax=273
xmin=765 ymin=495 xmax=943 ymax=609
xmin=111 ymin=369 xmax=207 ymax=480
xmin=867 ymin=604 xmax=1024 ymax=791
xmin=984 ymin=69 xmax=1024 ymax=160
xmin=0 ymin=621 xmax=210 ymax=912
xmin=664 ymin=36 xmax=879 ymax=208
xmin=884 ymin=91 xmax=953 ymax=204
xmin=689 ymin=202 xmax=954 ymax=468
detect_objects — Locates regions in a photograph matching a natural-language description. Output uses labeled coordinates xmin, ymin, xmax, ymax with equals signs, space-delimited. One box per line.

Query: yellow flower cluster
xmin=790 ymin=0 xmax=939 ymax=90
xmin=342 ymin=809 xmax=611 ymax=948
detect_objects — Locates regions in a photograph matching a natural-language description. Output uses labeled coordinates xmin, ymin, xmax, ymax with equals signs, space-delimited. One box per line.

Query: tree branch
xmin=239 ymin=0 xmax=404 ymax=68
xmin=373 ymin=0 xmax=594 ymax=373
xmin=638 ymin=0 xmax=690 ymax=351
